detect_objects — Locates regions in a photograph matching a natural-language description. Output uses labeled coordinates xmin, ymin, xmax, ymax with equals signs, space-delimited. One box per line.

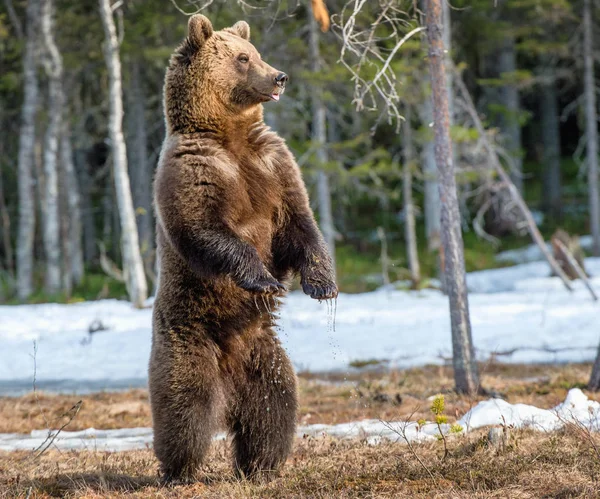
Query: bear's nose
xmin=274 ymin=72 xmax=288 ymax=87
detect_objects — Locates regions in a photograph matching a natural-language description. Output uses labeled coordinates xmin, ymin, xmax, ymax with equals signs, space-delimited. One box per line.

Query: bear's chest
xmin=230 ymin=152 xmax=283 ymax=253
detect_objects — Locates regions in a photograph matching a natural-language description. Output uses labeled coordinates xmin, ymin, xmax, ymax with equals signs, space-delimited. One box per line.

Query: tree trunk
xmin=590 ymin=344 xmax=600 ymax=391
xmin=40 ymin=0 xmax=63 ymax=295
xmin=586 ymin=0 xmax=600 ymax=390
xmin=309 ymin=0 xmax=336 ymax=270
xmin=61 ymin=122 xmax=84 ymax=286
xmin=3 ymin=0 xmax=24 ymax=40
xmin=419 ymin=95 xmax=442 ymax=253
xmin=426 ymin=0 xmax=480 ymax=395
xmin=418 ymin=2 xmax=442 ymax=254
xmin=16 ymin=0 xmax=40 ymax=301
xmin=402 ymin=109 xmax=420 ymax=287
xmin=584 ymin=0 xmax=600 ymax=256
xmin=539 ymin=68 xmax=562 ymax=220
xmin=0 ymin=112 xmax=14 ymax=280
xmin=127 ymin=58 xmax=154 ymax=266
xmin=76 ymin=148 xmax=97 ymax=265
xmin=442 ymin=0 xmax=454 ymax=125
xmin=497 ymin=34 xmax=523 ymax=193
xmin=0 ymin=159 xmax=13 ymax=280
xmin=99 ymin=0 xmax=147 ymax=308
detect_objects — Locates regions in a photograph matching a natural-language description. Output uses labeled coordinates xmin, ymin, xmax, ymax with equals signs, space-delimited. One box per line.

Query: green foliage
xmin=450 ymin=423 xmax=464 ymax=434
xmin=1 ymin=272 xmax=128 ymax=305
xmin=430 ymin=394 xmax=445 ymax=417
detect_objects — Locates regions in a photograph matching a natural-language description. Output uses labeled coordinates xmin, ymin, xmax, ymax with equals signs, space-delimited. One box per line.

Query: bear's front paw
xmin=238 ymin=273 xmax=286 ymax=295
xmin=301 ymin=272 xmax=338 ymax=300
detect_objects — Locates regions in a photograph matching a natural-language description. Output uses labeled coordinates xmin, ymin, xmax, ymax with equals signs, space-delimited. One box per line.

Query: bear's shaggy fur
xmin=150 ymin=14 xmax=337 ymax=482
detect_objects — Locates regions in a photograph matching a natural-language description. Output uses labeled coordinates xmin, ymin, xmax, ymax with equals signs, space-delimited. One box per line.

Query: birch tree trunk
xmin=40 ymin=0 xmax=63 ymax=295
xmin=99 ymin=0 xmax=147 ymax=308
xmin=309 ymin=0 xmax=336 ymax=270
xmin=426 ymin=0 xmax=480 ymax=395
xmin=540 ymin=67 xmax=562 ymax=220
xmin=402 ymin=109 xmax=420 ymax=287
xmin=584 ymin=0 xmax=600 ymax=256
xmin=61 ymin=122 xmax=84 ymax=286
xmin=16 ymin=0 xmax=40 ymax=300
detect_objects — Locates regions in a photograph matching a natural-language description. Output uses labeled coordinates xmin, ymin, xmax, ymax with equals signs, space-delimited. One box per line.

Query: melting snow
xmin=0 ymin=258 xmax=600 ymax=395
xmin=1 ymin=389 xmax=598 ymax=452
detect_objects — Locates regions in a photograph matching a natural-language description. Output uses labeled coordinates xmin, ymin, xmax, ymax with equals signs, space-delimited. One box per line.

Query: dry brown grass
xmin=2 ymin=427 xmax=600 ymax=498
xmin=1 ymin=362 xmax=596 ymax=434
xmin=1 ymin=362 xmax=600 ymax=498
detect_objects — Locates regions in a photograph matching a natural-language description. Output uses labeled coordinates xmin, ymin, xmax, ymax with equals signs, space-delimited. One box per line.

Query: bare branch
xmin=3 ymin=0 xmax=24 ymax=40
xmin=332 ymin=0 xmax=422 ymax=129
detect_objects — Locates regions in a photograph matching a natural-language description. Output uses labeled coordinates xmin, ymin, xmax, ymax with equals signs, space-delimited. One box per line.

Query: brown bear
xmin=149 ymin=14 xmax=337 ymax=482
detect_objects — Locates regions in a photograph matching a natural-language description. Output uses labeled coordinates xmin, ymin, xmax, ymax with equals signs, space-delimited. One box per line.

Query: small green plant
xmin=430 ymin=394 xmax=462 ymax=460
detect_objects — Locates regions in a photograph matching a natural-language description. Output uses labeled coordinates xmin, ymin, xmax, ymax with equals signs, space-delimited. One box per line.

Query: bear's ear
xmin=231 ymin=21 xmax=250 ymax=41
xmin=188 ymin=14 xmax=214 ymax=48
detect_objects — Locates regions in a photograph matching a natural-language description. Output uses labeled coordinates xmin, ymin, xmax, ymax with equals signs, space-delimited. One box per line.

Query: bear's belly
xmin=155 ymin=242 xmax=281 ymax=331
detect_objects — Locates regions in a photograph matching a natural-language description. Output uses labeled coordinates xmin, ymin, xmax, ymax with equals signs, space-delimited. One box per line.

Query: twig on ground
xmin=31 ymin=401 xmax=82 ymax=459
xmin=26 ymin=341 xmax=83 ymax=461
xmin=379 ymin=414 xmax=437 ymax=482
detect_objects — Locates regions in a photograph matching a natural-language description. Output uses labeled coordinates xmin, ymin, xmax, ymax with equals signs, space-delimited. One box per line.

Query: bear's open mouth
xmin=254 ymin=87 xmax=284 ymax=102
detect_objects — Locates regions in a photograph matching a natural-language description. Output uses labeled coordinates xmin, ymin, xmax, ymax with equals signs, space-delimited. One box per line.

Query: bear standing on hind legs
xmin=149 ymin=14 xmax=338 ymax=483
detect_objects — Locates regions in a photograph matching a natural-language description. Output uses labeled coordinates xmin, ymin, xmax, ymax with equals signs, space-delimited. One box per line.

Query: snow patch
xmin=1 ymin=389 xmax=598 ymax=452
xmin=1 ymin=259 xmax=600 ymax=394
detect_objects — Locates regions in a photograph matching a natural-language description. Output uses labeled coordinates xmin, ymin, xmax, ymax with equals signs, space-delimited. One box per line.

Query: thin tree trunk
xmin=16 ymin=0 xmax=40 ymax=300
xmin=0 ymin=112 xmax=14 ymax=280
xmin=402 ymin=109 xmax=420 ymax=287
xmin=584 ymin=0 xmax=600 ymax=256
xmin=590 ymin=345 xmax=600 ymax=391
xmin=497 ymin=34 xmax=523 ymax=193
xmin=586 ymin=0 xmax=600 ymax=391
xmin=418 ymin=3 xmax=442 ymax=254
xmin=419 ymin=96 xmax=442 ymax=253
xmin=540 ymin=69 xmax=562 ymax=220
xmin=127 ymin=58 xmax=154 ymax=268
xmin=76 ymin=149 xmax=97 ymax=265
xmin=40 ymin=0 xmax=63 ymax=295
xmin=309 ymin=0 xmax=336 ymax=270
xmin=3 ymin=0 xmax=24 ymax=40
xmin=61 ymin=122 xmax=84 ymax=286
xmin=442 ymin=0 xmax=454 ymax=126
xmin=0 ymin=160 xmax=13 ymax=279
xmin=58 ymin=162 xmax=72 ymax=297
xmin=426 ymin=0 xmax=480 ymax=395
xmin=99 ymin=0 xmax=147 ymax=308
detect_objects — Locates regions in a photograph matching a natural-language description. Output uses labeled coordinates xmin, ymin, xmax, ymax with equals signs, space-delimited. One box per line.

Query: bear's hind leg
xmin=149 ymin=342 xmax=223 ymax=483
xmin=227 ymin=333 xmax=298 ymax=479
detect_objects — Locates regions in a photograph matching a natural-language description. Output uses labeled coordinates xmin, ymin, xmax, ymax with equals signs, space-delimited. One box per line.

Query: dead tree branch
xmin=554 ymin=239 xmax=598 ymax=301
xmin=454 ymin=70 xmax=573 ymax=292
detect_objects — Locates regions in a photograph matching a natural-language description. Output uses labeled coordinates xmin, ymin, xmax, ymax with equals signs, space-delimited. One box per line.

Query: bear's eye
xmin=238 ymin=54 xmax=249 ymax=63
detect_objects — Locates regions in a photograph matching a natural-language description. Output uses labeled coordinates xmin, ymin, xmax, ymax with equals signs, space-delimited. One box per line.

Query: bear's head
xmin=164 ymin=15 xmax=287 ymax=134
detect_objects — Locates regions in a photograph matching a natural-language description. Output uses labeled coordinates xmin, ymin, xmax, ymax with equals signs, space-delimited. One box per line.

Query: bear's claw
xmin=239 ymin=275 xmax=286 ymax=295
xmin=301 ymin=281 xmax=338 ymax=300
